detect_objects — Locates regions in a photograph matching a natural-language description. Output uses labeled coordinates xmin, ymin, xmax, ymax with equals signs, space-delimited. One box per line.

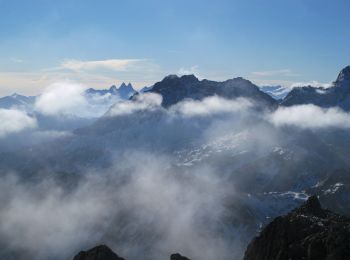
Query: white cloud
xmin=178 ymin=65 xmax=200 ymax=77
xmin=60 ymin=59 xmax=145 ymax=72
xmin=171 ymin=96 xmax=253 ymax=117
xmin=35 ymin=81 xmax=88 ymax=116
xmin=107 ymin=93 xmax=163 ymax=116
xmin=252 ymin=69 xmax=299 ymax=77
xmin=290 ymin=80 xmax=332 ymax=89
xmin=34 ymin=81 xmax=123 ymax=118
xmin=0 ymin=109 xmax=37 ymax=137
xmin=268 ymin=104 xmax=350 ymax=129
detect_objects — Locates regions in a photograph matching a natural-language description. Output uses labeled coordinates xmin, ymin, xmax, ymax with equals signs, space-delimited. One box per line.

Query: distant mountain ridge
xmin=2 ymin=66 xmax=350 ymax=112
xmin=0 ymin=93 xmax=36 ymax=110
xmin=258 ymin=85 xmax=290 ymax=100
xmin=85 ymin=82 xmax=136 ymax=100
xmin=281 ymin=66 xmax=350 ymax=110
xmin=146 ymin=74 xmax=277 ymax=108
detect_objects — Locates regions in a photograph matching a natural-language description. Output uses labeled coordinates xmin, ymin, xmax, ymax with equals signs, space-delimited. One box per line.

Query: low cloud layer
xmin=107 ymin=93 xmax=162 ymax=116
xmin=0 ymin=152 xmax=240 ymax=260
xmin=171 ymin=96 xmax=253 ymax=117
xmin=290 ymin=81 xmax=332 ymax=89
xmin=269 ymin=104 xmax=350 ymax=129
xmin=0 ymin=109 xmax=37 ymax=137
xmin=35 ymin=81 xmax=120 ymax=118
xmin=35 ymin=82 xmax=87 ymax=116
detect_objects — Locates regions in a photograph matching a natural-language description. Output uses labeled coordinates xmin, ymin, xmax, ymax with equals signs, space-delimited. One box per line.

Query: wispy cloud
xmin=10 ymin=58 xmax=24 ymax=63
xmin=0 ymin=109 xmax=37 ymax=137
xmin=252 ymin=69 xmax=299 ymax=77
xmin=178 ymin=65 xmax=200 ymax=77
xmin=290 ymin=80 xmax=332 ymax=88
xmin=59 ymin=59 xmax=146 ymax=72
xmin=268 ymin=104 xmax=350 ymax=129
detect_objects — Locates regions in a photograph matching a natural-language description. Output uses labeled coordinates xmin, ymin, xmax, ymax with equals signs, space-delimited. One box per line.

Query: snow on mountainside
xmin=258 ymin=85 xmax=290 ymax=100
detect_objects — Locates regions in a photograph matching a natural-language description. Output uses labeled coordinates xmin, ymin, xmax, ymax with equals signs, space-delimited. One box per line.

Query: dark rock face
xmin=73 ymin=246 xmax=192 ymax=260
xmin=243 ymin=195 xmax=350 ymax=260
xmin=148 ymin=74 xmax=277 ymax=108
xmin=73 ymin=245 xmax=125 ymax=260
xmin=170 ymin=253 xmax=191 ymax=260
xmin=281 ymin=66 xmax=350 ymax=110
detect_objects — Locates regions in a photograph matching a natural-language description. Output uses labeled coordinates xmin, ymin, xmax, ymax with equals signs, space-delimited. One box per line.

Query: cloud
xmin=170 ymin=96 xmax=253 ymax=117
xmin=252 ymin=69 xmax=299 ymax=77
xmin=10 ymin=58 xmax=24 ymax=63
xmin=178 ymin=65 xmax=200 ymax=77
xmin=35 ymin=81 xmax=88 ymax=116
xmin=0 ymin=109 xmax=37 ymax=137
xmin=268 ymin=104 xmax=350 ymax=129
xmin=107 ymin=93 xmax=163 ymax=116
xmin=290 ymin=80 xmax=332 ymax=88
xmin=34 ymin=81 xmax=121 ymax=118
xmin=60 ymin=59 xmax=146 ymax=72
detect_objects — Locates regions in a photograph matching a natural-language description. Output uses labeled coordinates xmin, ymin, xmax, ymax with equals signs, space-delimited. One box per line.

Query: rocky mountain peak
xmin=294 ymin=195 xmax=324 ymax=216
xmin=335 ymin=65 xmax=350 ymax=83
xmin=73 ymin=245 xmax=125 ymax=260
xmin=244 ymin=194 xmax=350 ymax=260
xmin=170 ymin=253 xmax=191 ymax=260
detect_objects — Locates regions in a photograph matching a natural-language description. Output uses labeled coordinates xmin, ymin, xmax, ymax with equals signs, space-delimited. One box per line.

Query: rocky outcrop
xmin=170 ymin=253 xmax=191 ymax=260
xmin=73 ymin=245 xmax=125 ymax=260
xmin=243 ymin=195 xmax=350 ymax=260
xmin=281 ymin=66 xmax=350 ymax=110
xmin=73 ymin=245 xmax=191 ymax=260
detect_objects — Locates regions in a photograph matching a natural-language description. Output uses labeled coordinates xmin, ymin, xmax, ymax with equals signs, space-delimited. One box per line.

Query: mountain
xmin=244 ymin=196 xmax=350 ymax=260
xmin=281 ymin=66 xmax=350 ymax=110
xmin=72 ymin=245 xmax=191 ymax=260
xmin=73 ymin=245 xmax=125 ymax=260
xmin=140 ymin=86 xmax=153 ymax=93
xmin=85 ymin=83 xmax=136 ymax=100
xmin=259 ymin=85 xmax=290 ymax=100
xmin=0 ymin=93 xmax=36 ymax=110
xmin=147 ymin=74 xmax=277 ymax=108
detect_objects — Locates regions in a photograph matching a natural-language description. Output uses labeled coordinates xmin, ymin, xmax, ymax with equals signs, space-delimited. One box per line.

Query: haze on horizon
xmin=0 ymin=0 xmax=349 ymax=96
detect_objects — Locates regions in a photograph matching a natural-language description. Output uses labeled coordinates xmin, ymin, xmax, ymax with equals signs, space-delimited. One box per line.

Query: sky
xmin=0 ymin=0 xmax=349 ymax=96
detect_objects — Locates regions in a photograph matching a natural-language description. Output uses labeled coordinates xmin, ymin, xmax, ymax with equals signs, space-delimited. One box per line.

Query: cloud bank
xmin=0 ymin=109 xmax=37 ymax=137
xmin=269 ymin=104 xmax=350 ymax=129
xmin=34 ymin=81 xmax=121 ymax=118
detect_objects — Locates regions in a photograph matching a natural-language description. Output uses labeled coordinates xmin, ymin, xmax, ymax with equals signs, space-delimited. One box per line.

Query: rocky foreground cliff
xmin=244 ymin=196 xmax=350 ymax=260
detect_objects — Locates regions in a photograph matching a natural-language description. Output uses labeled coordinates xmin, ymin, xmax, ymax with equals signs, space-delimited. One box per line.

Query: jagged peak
xmin=119 ymin=82 xmax=127 ymax=88
xmin=162 ymin=74 xmax=199 ymax=82
xmin=295 ymin=195 xmax=324 ymax=216
xmin=171 ymin=253 xmax=191 ymax=260
xmin=109 ymin=85 xmax=118 ymax=91
xmin=164 ymin=74 xmax=179 ymax=80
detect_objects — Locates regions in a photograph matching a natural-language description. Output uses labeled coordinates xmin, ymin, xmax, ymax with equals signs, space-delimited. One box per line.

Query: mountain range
xmin=1 ymin=66 xmax=350 ymax=260
xmin=281 ymin=66 xmax=350 ymax=109
xmin=0 ymin=82 xmax=137 ymax=111
xmin=144 ymin=74 xmax=276 ymax=108
xmin=2 ymin=66 xmax=350 ymax=112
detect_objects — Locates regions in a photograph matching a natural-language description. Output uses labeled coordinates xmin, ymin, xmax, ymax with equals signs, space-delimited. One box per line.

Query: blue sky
xmin=0 ymin=0 xmax=349 ymax=95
